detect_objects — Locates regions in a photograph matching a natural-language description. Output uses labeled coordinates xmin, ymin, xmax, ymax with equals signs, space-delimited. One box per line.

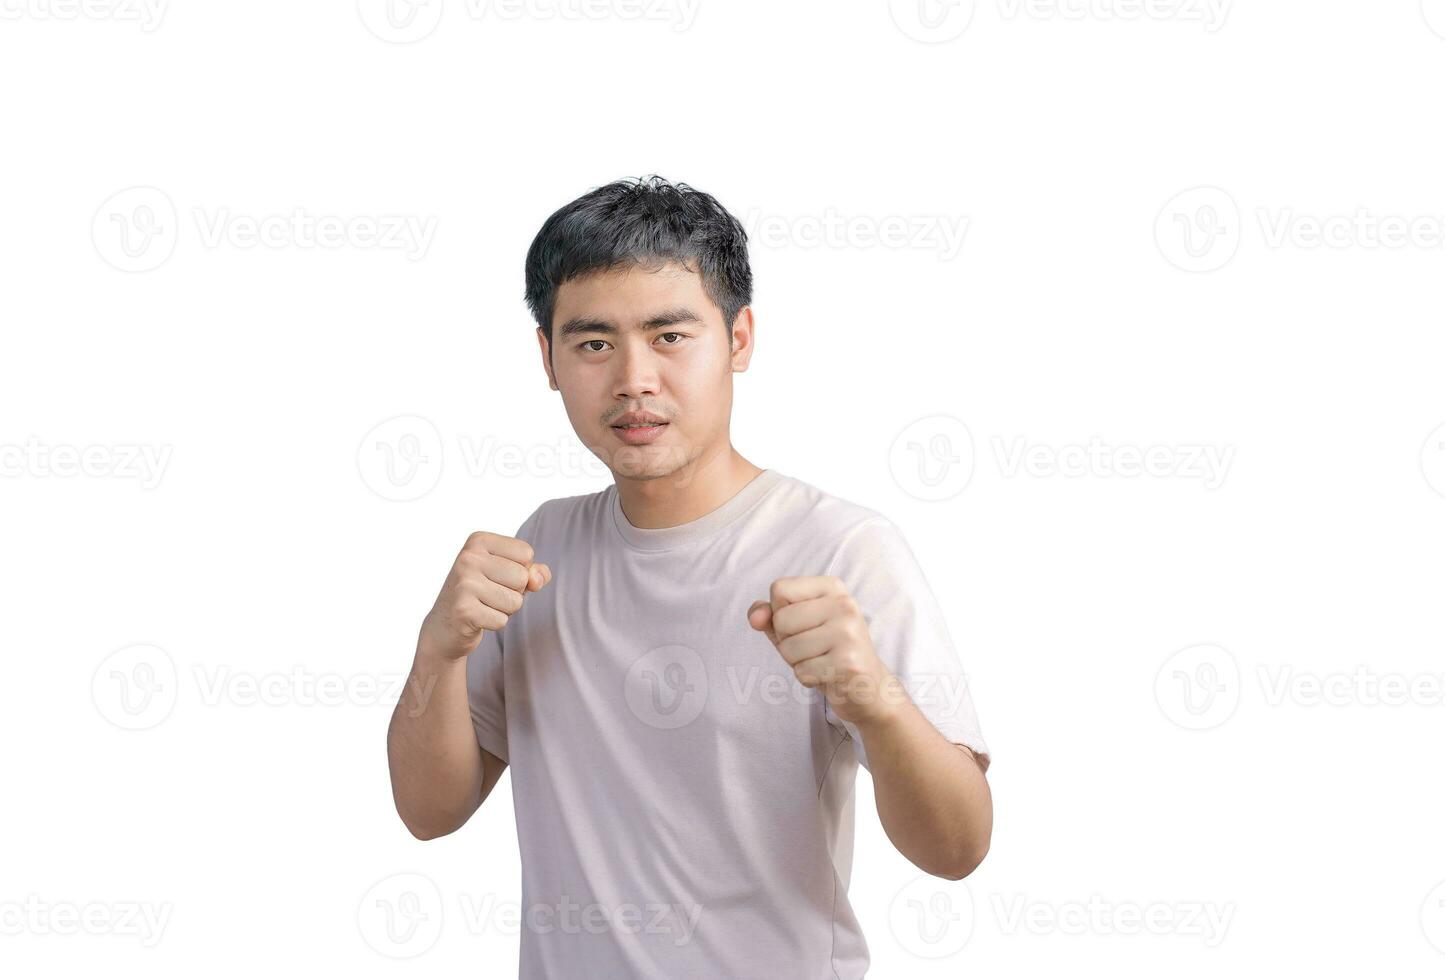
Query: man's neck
xmin=614 ymin=449 xmax=764 ymax=530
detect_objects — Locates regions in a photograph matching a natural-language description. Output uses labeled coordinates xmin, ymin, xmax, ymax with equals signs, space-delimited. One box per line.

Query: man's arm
xmin=747 ymin=572 xmax=992 ymax=881
xmin=854 ymin=694 xmax=992 ymax=880
xmin=387 ymin=530 xmax=549 ymax=840
xmin=386 ymin=641 xmax=506 ymax=840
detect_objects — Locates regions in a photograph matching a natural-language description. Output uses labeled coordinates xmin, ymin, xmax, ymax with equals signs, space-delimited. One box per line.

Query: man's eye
xmin=658 ymin=332 xmax=683 ymax=345
xmin=580 ymin=340 xmax=608 ymax=352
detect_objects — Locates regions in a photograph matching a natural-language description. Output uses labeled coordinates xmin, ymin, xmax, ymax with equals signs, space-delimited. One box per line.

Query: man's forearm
xmin=854 ymin=691 xmax=993 ymax=880
xmin=386 ymin=641 xmax=484 ymax=839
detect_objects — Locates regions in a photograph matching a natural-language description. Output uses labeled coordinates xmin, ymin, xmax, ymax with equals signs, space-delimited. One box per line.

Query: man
xmin=386 ymin=175 xmax=992 ymax=978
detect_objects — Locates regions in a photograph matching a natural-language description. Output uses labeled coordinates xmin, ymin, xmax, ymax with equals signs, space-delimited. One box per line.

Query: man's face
xmin=539 ymin=260 xmax=753 ymax=484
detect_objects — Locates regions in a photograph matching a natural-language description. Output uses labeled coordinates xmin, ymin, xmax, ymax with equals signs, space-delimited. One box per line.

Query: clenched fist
xmin=419 ymin=531 xmax=551 ymax=662
xmin=747 ymin=575 xmax=905 ymax=727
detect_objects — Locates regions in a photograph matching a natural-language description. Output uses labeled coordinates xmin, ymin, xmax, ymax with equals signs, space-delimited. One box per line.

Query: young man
xmin=386 ymin=176 xmax=992 ymax=979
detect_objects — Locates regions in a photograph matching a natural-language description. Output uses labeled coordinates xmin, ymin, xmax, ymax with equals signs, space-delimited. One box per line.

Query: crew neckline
xmin=609 ymin=468 xmax=784 ymax=552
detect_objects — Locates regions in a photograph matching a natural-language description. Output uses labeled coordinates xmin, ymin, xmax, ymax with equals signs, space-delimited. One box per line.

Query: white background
xmin=3 ymin=0 xmax=1445 ymax=975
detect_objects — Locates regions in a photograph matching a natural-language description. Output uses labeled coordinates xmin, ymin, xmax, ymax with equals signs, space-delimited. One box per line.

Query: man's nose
xmin=614 ymin=341 xmax=660 ymax=400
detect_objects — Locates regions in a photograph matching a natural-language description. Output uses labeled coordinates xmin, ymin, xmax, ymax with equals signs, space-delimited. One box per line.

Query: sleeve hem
xmin=472 ymin=720 xmax=509 ymax=764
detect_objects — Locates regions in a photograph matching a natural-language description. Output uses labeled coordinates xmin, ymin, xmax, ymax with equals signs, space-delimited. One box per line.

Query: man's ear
xmin=729 ymin=306 xmax=755 ymax=371
xmin=537 ymin=326 xmax=558 ymax=390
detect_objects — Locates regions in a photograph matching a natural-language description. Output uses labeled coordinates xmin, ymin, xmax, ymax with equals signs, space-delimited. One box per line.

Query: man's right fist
xmin=418 ymin=531 xmax=551 ymax=661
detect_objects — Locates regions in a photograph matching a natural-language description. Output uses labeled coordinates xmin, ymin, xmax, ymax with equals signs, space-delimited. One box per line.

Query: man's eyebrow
xmin=556 ymin=307 xmax=703 ymax=340
xmin=556 ymin=316 xmax=615 ymax=340
xmin=639 ymin=306 xmax=703 ymax=330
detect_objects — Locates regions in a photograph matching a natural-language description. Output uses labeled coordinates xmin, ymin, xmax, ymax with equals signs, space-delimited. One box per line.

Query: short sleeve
xmin=466 ymin=625 xmax=508 ymax=762
xmin=464 ymin=506 xmax=543 ymax=764
xmin=824 ymin=516 xmax=990 ymax=774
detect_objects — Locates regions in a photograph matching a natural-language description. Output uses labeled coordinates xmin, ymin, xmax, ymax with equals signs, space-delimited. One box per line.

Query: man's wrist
xmin=844 ymin=671 xmax=913 ymax=733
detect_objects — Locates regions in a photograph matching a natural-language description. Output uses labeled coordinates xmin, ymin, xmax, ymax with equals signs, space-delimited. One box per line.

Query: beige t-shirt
xmin=467 ymin=467 xmax=990 ymax=979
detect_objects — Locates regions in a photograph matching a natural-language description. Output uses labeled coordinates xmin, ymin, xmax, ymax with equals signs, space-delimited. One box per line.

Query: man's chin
xmin=596 ymin=441 xmax=695 ymax=484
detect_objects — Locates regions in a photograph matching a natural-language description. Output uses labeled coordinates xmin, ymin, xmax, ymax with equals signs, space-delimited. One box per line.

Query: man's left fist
xmin=747 ymin=575 xmax=906 ymax=727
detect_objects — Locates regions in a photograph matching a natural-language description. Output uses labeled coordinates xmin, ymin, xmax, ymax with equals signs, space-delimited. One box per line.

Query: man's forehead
xmin=552 ymin=262 xmax=715 ymax=336
xmin=561 ymin=259 xmax=698 ymax=292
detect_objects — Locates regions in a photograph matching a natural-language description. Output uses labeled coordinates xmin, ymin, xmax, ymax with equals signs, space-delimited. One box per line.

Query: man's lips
xmin=609 ymin=420 xmax=669 ymax=444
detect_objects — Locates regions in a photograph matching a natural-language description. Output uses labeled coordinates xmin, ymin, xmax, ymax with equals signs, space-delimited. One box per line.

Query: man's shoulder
xmin=764 ymin=470 xmax=898 ymax=552
xmin=516 ymin=483 xmax=611 ymax=538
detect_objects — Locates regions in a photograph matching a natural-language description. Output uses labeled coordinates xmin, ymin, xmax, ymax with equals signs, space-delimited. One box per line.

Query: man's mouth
xmin=609 ymin=416 xmax=670 ymax=444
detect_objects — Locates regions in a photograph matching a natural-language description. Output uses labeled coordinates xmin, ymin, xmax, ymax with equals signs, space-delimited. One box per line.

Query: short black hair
xmin=524 ymin=175 xmax=753 ymax=351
